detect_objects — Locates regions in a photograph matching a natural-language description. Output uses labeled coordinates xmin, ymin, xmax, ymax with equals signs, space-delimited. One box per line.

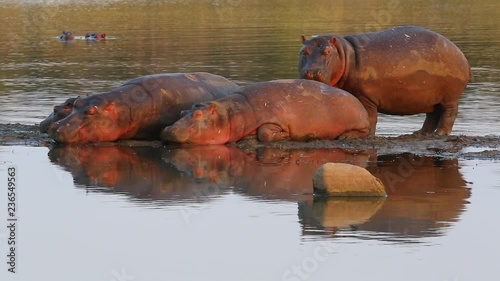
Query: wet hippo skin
xmin=48 ymin=72 xmax=239 ymax=143
xmin=161 ymin=79 xmax=370 ymax=144
xmin=299 ymin=25 xmax=473 ymax=136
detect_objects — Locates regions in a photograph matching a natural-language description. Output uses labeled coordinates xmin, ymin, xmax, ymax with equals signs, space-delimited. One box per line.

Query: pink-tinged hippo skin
xmin=299 ymin=25 xmax=473 ymax=136
xmin=161 ymin=79 xmax=370 ymax=145
xmin=48 ymin=72 xmax=239 ymax=144
xmin=39 ymin=97 xmax=79 ymax=133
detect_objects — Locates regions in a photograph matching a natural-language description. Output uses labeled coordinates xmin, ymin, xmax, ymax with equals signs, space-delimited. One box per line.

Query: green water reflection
xmin=0 ymin=0 xmax=499 ymax=132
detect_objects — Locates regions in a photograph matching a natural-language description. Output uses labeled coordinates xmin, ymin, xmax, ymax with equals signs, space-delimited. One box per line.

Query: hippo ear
xmin=103 ymin=102 xmax=116 ymax=113
xmin=208 ymin=102 xmax=219 ymax=115
xmin=329 ymin=37 xmax=337 ymax=46
xmin=301 ymin=35 xmax=307 ymax=44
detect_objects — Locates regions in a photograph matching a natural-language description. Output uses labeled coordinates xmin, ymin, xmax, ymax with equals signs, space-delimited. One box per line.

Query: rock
xmin=313 ymin=163 xmax=386 ymax=197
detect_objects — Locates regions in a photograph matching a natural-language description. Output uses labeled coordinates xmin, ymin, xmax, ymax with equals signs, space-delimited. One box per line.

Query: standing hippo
xmin=299 ymin=25 xmax=473 ymax=136
xmin=39 ymin=97 xmax=78 ymax=133
xmin=161 ymin=79 xmax=370 ymax=144
xmin=48 ymin=72 xmax=239 ymax=143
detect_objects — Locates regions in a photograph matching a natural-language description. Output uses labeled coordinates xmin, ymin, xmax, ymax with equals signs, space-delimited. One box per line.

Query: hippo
xmin=299 ymin=25 xmax=473 ymax=136
xmin=48 ymin=72 xmax=239 ymax=143
xmin=39 ymin=97 xmax=79 ymax=133
xmin=59 ymin=31 xmax=75 ymax=41
xmin=161 ymin=79 xmax=370 ymax=144
xmin=85 ymin=33 xmax=106 ymax=40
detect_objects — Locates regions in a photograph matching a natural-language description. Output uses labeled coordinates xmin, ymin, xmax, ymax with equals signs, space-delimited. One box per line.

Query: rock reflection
xmin=300 ymin=154 xmax=471 ymax=241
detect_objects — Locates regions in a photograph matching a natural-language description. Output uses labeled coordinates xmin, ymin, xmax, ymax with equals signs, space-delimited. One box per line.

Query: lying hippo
xmin=48 ymin=72 xmax=239 ymax=143
xmin=161 ymin=79 xmax=370 ymax=144
xmin=39 ymin=97 xmax=78 ymax=133
xmin=299 ymin=25 xmax=473 ymax=136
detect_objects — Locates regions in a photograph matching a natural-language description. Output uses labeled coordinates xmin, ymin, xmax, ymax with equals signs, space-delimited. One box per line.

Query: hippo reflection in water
xmin=299 ymin=153 xmax=471 ymax=240
xmin=48 ymin=146 xmax=229 ymax=201
xmin=162 ymin=145 xmax=374 ymax=200
xmin=49 ymin=146 xmax=470 ymax=240
xmin=49 ymin=145 xmax=373 ymax=201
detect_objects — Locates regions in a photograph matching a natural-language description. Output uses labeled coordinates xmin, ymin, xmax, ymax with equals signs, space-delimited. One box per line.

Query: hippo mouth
xmin=300 ymin=69 xmax=330 ymax=85
xmin=161 ymin=125 xmax=189 ymax=144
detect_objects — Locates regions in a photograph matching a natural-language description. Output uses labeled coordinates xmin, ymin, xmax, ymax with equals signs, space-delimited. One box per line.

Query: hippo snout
xmin=161 ymin=126 xmax=187 ymax=144
xmin=47 ymin=121 xmax=80 ymax=144
xmin=301 ymin=68 xmax=329 ymax=84
xmin=39 ymin=113 xmax=55 ymax=133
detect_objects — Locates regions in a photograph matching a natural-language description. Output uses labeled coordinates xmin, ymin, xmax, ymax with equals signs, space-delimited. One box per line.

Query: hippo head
xmin=161 ymin=102 xmax=231 ymax=145
xmin=48 ymin=96 xmax=132 ymax=144
xmin=299 ymin=35 xmax=345 ymax=86
xmin=39 ymin=97 xmax=78 ymax=133
xmin=60 ymin=30 xmax=75 ymax=41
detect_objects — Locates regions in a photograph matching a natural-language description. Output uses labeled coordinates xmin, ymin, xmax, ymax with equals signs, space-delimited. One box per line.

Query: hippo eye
xmin=322 ymin=47 xmax=331 ymax=56
xmin=85 ymin=106 xmax=97 ymax=116
xmin=301 ymin=48 xmax=310 ymax=56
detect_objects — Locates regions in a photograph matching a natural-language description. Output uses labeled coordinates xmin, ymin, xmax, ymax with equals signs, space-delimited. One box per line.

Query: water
xmin=1 ymin=145 xmax=500 ymax=280
xmin=0 ymin=0 xmax=500 ymax=280
xmin=0 ymin=0 xmax=499 ymax=136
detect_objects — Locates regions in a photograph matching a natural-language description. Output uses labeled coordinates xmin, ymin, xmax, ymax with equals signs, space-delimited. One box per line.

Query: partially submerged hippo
xmin=59 ymin=31 xmax=75 ymax=41
xmin=48 ymin=72 xmax=239 ymax=143
xmin=85 ymin=33 xmax=106 ymax=40
xmin=161 ymin=79 xmax=370 ymax=144
xmin=39 ymin=97 xmax=78 ymax=133
xmin=299 ymin=25 xmax=473 ymax=136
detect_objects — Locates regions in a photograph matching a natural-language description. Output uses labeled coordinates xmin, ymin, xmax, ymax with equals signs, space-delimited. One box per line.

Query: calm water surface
xmin=0 ymin=0 xmax=500 ymax=280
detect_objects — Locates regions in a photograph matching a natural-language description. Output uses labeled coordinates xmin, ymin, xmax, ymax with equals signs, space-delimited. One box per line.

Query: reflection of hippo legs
xmin=39 ymin=97 xmax=78 ymax=133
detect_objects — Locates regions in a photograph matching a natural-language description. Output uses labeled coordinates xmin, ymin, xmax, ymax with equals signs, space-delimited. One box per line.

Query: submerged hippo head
xmin=39 ymin=97 xmax=79 ymax=133
xmin=48 ymin=96 xmax=133 ymax=144
xmin=161 ymin=102 xmax=231 ymax=145
xmin=59 ymin=30 xmax=75 ymax=41
xmin=299 ymin=35 xmax=345 ymax=86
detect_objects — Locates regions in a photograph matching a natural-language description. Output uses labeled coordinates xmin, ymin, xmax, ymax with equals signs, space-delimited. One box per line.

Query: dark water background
xmin=0 ymin=0 xmax=499 ymax=280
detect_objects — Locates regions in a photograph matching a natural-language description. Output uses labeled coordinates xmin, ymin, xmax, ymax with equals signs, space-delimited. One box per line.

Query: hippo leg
xmin=435 ymin=101 xmax=459 ymax=136
xmin=413 ymin=107 xmax=442 ymax=135
xmin=257 ymin=124 xmax=290 ymax=142
xmin=358 ymin=97 xmax=378 ymax=137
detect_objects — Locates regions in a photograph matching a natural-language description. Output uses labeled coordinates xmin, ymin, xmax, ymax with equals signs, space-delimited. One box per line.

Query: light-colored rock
xmin=313 ymin=163 xmax=386 ymax=197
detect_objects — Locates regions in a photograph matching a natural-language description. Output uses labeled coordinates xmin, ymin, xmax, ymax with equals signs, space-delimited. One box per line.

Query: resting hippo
xmin=48 ymin=72 xmax=239 ymax=143
xmin=161 ymin=79 xmax=370 ymax=144
xmin=299 ymin=25 xmax=473 ymax=136
xmin=39 ymin=97 xmax=78 ymax=133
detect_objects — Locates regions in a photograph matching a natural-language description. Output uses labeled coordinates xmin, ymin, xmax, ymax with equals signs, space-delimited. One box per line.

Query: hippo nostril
xmin=316 ymin=70 xmax=322 ymax=77
xmin=305 ymin=70 xmax=314 ymax=79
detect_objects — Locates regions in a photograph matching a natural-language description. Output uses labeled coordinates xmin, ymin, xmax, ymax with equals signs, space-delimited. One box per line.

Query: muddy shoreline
xmin=1 ymin=123 xmax=500 ymax=160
